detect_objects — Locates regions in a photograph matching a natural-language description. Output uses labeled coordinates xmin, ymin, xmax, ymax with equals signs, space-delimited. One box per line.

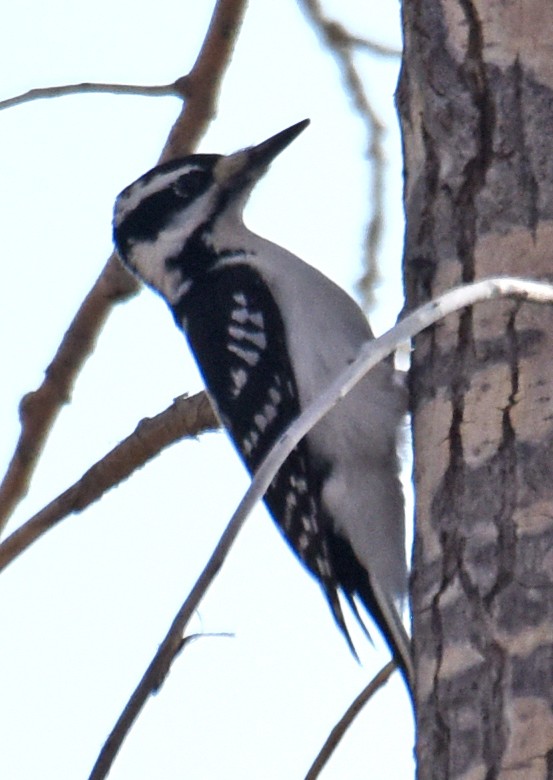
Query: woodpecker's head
xmin=113 ymin=119 xmax=310 ymax=268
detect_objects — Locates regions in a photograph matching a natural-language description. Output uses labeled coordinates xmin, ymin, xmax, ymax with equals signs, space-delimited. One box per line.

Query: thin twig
xmin=298 ymin=0 xmax=392 ymax=308
xmin=88 ymin=277 xmax=553 ymax=779
xmin=89 ymin=632 xmax=234 ymax=780
xmin=0 ymin=392 xmax=218 ymax=573
xmin=0 ymin=0 xmax=248 ymax=535
xmin=346 ymin=35 xmax=401 ymax=59
xmin=0 ymin=254 xmax=138 ymax=532
xmin=161 ymin=0 xmax=249 ymax=161
xmin=0 ymin=82 xmax=179 ymax=111
xmin=304 ymin=662 xmax=396 ymax=780
xmin=313 ymin=19 xmax=401 ymax=59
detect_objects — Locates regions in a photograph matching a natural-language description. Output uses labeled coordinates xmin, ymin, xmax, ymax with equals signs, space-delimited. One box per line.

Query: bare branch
xmin=322 ymin=20 xmax=401 ymax=58
xmin=346 ymin=35 xmax=401 ymax=59
xmin=304 ymin=662 xmax=396 ymax=780
xmin=297 ymin=0 xmax=391 ymax=308
xmin=89 ymin=632 xmax=233 ymax=780
xmin=0 ymin=391 xmax=218 ymax=572
xmin=0 ymin=255 xmax=137 ymax=532
xmin=0 ymin=0 xmax=248 ymax=535
xmin=0 ymin=82 xmax=179 ymax=111
xmin=162 ymin=0 xmax=249 ymax=160
xmin=88 ymin=277 xmax=553 ymax=778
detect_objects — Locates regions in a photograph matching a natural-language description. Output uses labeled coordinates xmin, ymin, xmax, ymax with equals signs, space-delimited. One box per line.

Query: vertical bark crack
xmin=456 ymin=0 xmax=495 ymax=282
xmin=513 ymin=58 xmax=539 ymax=236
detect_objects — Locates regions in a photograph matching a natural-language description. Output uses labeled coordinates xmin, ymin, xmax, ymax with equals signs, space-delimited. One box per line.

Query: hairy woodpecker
xmin=113 ymin=120 xmax=413 ymax=687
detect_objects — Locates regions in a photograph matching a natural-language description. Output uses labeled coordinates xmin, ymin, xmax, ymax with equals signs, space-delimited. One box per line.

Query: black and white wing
xmin=171 ymin=261 xmax=355 ymax=645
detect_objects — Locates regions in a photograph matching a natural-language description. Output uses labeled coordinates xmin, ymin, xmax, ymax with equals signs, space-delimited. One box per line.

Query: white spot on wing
xmin=228 ymin=321 xmax=267 ymax=351
xmin=254 ymin=413 xmax=268 ymax=432
xmin=233 ymin=292 xmax=248 ymax=306
xmin=228 ymin=325 xmax=248 ymax=341
xmin=249 ymin=312 xmax=264 ymax=328
xmin=290 ymin=475 xmax=307 ymax=494
xmin=316 ymin=555 xmax=332 ymax=578
xmin=228 ymin=343 xmax=259 ymax=366
xmin=230 ymin=367 xmax=248 ymax=398
xmin=298 ymin=533 xmax=310 ymax=552
xmin=245 ymin=331 xmax=267 ymax=350
xmin=231 ymin=307 xmax=249 ymax=325
xmin=269 ymin=387 xmax=282 ymax=405
xmin=285 ymin=491 xmax=297 ymax=510
xmin=175 ymin=278 xmax=192 ymax=299
xmin=263 ymin=403 xmax=277 ymax=425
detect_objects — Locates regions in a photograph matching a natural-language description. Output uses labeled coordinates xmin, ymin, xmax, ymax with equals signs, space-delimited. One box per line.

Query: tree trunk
xmin=398 ymin=1 xmax=553 ymax=777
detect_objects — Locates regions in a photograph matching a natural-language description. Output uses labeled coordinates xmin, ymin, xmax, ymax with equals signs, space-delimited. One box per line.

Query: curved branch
xmin=304 ymin=662 xmax=396 ymax=780
xmin=0 ymin=391 xmax=218 ymax=573
xmin=88 ymin=632 xmax=233 ymax=780
xmin=0 ymin=0 xmax=248 ymax=534
xmin=87 ymin=277 xmax=553 ymax=779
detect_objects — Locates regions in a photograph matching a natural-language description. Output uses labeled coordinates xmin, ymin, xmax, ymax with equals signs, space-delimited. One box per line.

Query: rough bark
xmin=397 ymin=1 xmax=553 ymax=778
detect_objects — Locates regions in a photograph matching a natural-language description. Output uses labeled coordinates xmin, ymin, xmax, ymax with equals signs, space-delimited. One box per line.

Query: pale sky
xmin=0 ymin=1 xmax=415 ymax=778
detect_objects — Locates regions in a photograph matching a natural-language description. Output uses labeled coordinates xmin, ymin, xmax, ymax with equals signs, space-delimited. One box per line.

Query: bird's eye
xmin=173 ymin=169 xmax=211 ymax=200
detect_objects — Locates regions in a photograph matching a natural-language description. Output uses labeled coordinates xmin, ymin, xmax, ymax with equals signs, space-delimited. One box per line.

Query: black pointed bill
xmin=248 ymin=119 xmax=310 ymax=169
xmin=213 ymin=119 xmax=310 ymax=188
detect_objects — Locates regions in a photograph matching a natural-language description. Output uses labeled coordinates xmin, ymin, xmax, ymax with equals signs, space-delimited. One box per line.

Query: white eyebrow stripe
xmin=115 ymin=165 xmax=204 ymax=224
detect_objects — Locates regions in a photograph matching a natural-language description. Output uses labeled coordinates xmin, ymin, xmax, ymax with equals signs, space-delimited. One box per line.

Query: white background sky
xmin=0 ymin=1 xmax=415 ymax=778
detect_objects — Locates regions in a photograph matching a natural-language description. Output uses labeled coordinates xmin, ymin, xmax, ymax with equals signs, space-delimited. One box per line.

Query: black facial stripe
xmin=114 ymin=155 xmax=220 ymax=252
xmin=116 ymin=188 xmax=186 ymax=247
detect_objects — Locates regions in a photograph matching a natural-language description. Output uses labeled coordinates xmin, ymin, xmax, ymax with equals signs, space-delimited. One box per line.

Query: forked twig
xmin=0 ymin=0 xmax=247 ymax=534
xmin=297 ymin=0 xmax=395 ymax=307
